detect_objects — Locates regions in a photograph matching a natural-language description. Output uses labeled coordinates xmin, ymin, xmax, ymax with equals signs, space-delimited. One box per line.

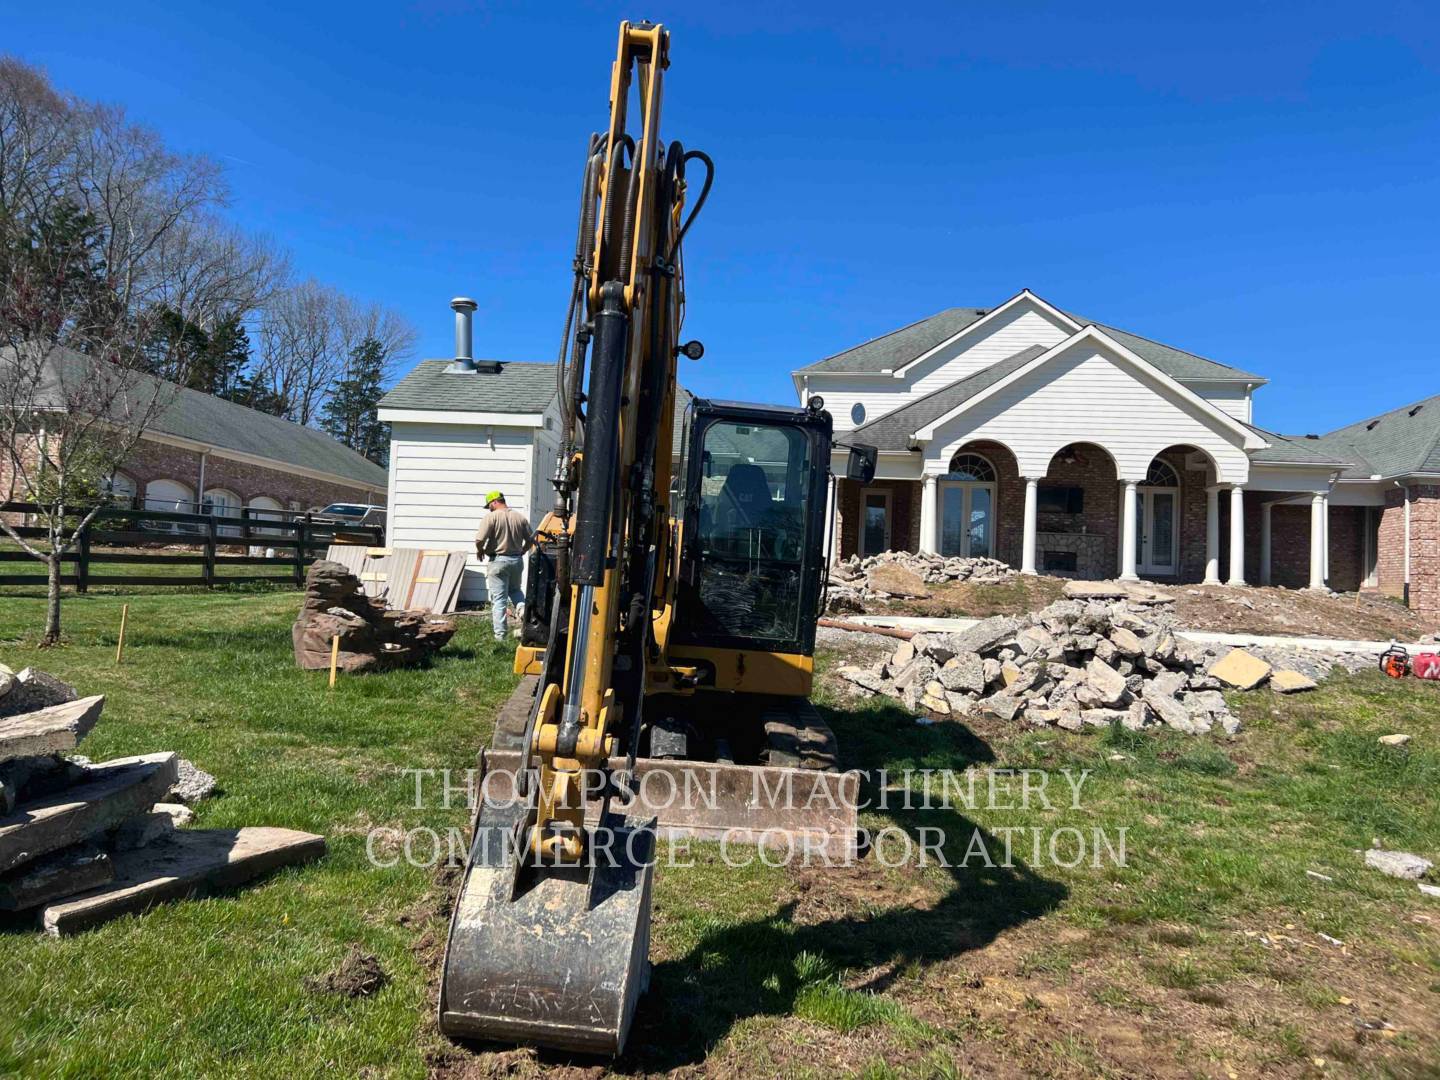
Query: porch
xmin=834 ymin=440 xmax=1369 ymax=589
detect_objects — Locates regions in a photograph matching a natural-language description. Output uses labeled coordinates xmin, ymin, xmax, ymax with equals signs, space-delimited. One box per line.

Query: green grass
xmin=2 ymin=588 xmax=1439 ymax=1077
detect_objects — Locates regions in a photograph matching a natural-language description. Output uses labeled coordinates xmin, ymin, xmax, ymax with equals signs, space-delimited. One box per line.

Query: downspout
xmin=1395 ymin=480 xmax=1411 ymax=607
xmin=196 ymin=450 xmax=209 ymax=514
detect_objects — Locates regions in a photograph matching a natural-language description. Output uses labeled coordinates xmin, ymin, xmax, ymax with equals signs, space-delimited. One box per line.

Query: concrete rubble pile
xmin=835 ymin=597 xmax=1350 ymax=736
xmin=0 ymin=664 xmax=324 ymax=936
xmin=293 ymin=559 xmax=457 ymax=672
xmin=827 ymin=550 xmax=1014 ymax=611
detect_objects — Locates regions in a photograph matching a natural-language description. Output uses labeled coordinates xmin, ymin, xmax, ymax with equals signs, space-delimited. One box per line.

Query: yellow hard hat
xmin=484 ymin=490 xmax=504 ymax=507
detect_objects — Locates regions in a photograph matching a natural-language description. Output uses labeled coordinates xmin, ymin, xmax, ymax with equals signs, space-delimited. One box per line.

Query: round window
xmin=850 ymin=402 xmax=866 ymax=425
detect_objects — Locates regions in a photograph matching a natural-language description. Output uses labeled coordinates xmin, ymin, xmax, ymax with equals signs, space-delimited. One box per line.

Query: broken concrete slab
xmin=111 ymin=811 xmax=176 ymax=851
xmin=1143 ymin=684 xmax=1203 ymax=734
xmin=836 ymin=666 xmax=887 ymax=694
xmin=977 ymin=691 xmax=1024 ymax=722
xmin=0 ymin=753 xmax=179 ymax=874
xmin=0 ymin=844 xmax=112 ymax=911
xmin=947 ymin=615 xmax=1022 ymax=657
xmin=864 ymin=563 xmax=932 ymax=599
xmin=1079 ymin=658 xmax=1129 ymax=708
xmin=1109 ymin=626 xmax=1144 ymax=658
xmin=152 ymin=802 xmax=194 ymax=826
xmin=1363 ymin=848 xmax=1433 ymax=880
xmin=1378 ymin=734 xmax=1412 ymax=748
xmin=0 ymin=696 xmax=104 ymax=765
xmin=1209 ymin=648 xmax=1273 ymax=691
xmin=167 ymin=759 xmax=218 ymax=804
xmin=1270 ymin=669 xmax=1318 ymax=694
xmin=0 ymin=668 xmax=78 ymax=720
xmin=41 ymin=827 xmax=326 ymax=936
xmin=938 ymin=653 xmax=985 ymax=694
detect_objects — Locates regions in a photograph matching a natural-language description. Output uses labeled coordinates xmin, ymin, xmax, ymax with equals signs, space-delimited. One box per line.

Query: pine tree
xmin=321 ymin=336 xmax=389 ymax=464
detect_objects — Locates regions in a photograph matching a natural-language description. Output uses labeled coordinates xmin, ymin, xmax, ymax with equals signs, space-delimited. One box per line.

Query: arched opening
xmin=144 ymin=478 xmax=193 ymax=514
xmin=247 ymin=495 xmax=285 ymax=539
xmin=105 ymin=470 xmax=137 ymax=507
xmin=202 ymin=488 xmax=243 ymax=537
xmin=1036 ymin=443 xmax=1119 ymax=577
xmin=1139 ymin=445 xmax=1212 ymax=580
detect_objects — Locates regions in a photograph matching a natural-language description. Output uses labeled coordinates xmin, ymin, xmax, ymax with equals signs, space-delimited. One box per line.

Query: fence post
xmin=204 ymin=515 xmax=217 ymax=588
xmin=77 ymin=515 xmax=91 ymax=595
xmin=294 ymin=514 xmax=308 ymax=587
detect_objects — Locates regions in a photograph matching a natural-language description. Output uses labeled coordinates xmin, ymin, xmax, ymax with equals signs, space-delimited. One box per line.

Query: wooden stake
xmin=328 ymin=634 xmax=340 ymax=689
xmin=115 ymin=604 xmax=129 ymax=664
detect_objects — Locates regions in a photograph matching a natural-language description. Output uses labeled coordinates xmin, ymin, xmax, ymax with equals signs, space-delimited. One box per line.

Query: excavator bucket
xmin=439 ymin=783 xmax=656 ymax=1055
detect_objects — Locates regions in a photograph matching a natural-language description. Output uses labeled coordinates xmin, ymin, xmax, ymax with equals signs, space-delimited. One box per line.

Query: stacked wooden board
xmin=323 ymin=545 xmax=468 ymax=613
xmin=0 ymin=667 xmax=325 ymax=936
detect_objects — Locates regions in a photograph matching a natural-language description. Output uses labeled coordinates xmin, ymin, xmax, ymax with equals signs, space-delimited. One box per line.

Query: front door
xmin=940 ymin=482 xmax=995 ymax=558
xmin=860 ymin=489 xmax=891 ymax=556
xmin=1136 ymin=488 xmax=1178 ymax=575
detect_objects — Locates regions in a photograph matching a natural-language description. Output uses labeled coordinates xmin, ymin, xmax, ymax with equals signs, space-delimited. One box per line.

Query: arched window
xmin=850 ymin=402 xmax=866 ymax=426
xmin=105 ymin=471 xmax=137 ymax=506
xmin=945 ymin=452 xmax=996 ymax=482
xmin=202 ymin=488 xmax=243 ymax=537
xmin=247 ymin=495 xmax=285 ymax=538
xmin=1142 ymin=459 xmax=1180 ymax=487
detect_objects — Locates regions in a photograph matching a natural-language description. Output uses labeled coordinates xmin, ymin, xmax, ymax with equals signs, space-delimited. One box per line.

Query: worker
xmin=475 ymin=491 xmax=534 ymax=642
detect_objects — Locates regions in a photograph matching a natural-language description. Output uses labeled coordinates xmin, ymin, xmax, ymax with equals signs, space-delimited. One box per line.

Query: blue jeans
xmin=486 ymin=555 xmax=525 ymax=640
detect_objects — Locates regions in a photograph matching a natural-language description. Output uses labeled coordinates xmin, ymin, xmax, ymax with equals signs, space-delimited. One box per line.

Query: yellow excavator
xmin=439 ymin=20 xmax=877 ymax=1055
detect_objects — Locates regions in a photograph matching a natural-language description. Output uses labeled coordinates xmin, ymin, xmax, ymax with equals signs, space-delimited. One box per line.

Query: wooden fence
xmin=0 ymin=502 xmax=384 ymax=591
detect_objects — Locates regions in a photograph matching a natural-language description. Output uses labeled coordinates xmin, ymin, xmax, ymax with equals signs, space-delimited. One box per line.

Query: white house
xmin=795 ymin=288 xmax=1377 ymax=595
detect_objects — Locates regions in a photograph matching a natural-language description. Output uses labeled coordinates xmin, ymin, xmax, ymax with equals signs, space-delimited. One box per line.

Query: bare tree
xmin=0 ymin=56 xmax=232 ymax=643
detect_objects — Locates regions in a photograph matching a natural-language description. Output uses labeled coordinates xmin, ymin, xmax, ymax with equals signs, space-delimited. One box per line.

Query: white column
xmin=1259 ymin=502 xmax=1273 ymax=586
xmin=1120 ymin=480 xmax=1139 ymax=581
xmin=1021 ymin=477 xmax=1039 ymax=575
xmin=919 ymin=475 xmax=939 ymax=554
xmin=1228 ymin=485 xmax=1246 ymax=586
xmin=823 ymin=478 xmax=837 ymax=561
xmin=1204 ymin=487 xmax=1221 ymax=584
xmin=1308 ymin=492 xmax=1326 ymax=590
xmin=1322 ymin=492 xmax=1331 ymax=583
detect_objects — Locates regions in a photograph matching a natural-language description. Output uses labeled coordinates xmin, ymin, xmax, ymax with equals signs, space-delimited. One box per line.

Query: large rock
xmin=167 ymin=759 xmax=218 ymax=804
xmin=864 ymin=563 xmax=932 ymax=599
xmin=1364 ymin=849 xmax=1433 ymax=881
xmin=977 ymin=691 xmax=1024 ymax=721
xmin=947 ymin=615 xmax=1022 ymax=658
xmin=0 ymin=844 xmax=112 ymax=911
xmin=293 ymin=561 xmax=456 ymax=673
xmin=1143 ymin=683 xmax=1204 ymax=734
xmin=0 ymin=696 xmax=104 ymax=764
xmin=837 ymin=666 xmax=887 ymax=694
xmin=1078 ymin=659 xmax=1129 ymax=708
xmin=938 ymin=653 xmax=985 ymax=694
xmin=1209 ymin=649 xmax=1272 ymax=690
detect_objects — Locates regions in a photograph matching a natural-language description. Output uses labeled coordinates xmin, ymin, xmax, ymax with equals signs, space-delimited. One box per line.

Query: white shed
xmin=378 ymin=356 xmax=561 ymax=604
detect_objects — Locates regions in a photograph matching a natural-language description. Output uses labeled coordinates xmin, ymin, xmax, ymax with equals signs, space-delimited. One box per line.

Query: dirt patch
xmin=305 ymin=944 xmax=389 ymax=999
xmin=881 ymin=575 xmax=1068 ymax=618
xmin=1169 ymin=583 xmax=1434 ymax=640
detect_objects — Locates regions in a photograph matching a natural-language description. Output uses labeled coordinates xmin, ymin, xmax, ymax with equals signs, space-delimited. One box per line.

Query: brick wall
xmin=1376 ymin=485 xmax=1440 ymax=618
xmin=116 ymin=438 xmax=381 ymax=512
xmin=836 ymin=477 xmax=918 ymax=559
xmin=1033 ymin=444 xmax=1120 ymax=575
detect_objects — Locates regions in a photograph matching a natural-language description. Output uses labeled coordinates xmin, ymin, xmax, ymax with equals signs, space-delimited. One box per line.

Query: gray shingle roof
xmin=848 ymin=345 xmax=1047 ymax=451
xmin=798 ymin=304 xmax=1265 ymax=383
xmin=10 ymin=345 xmax=387 ymax=489
xmin=379 ymin=359 xmax=559 ymax=414
xmin=1244 ymin=425 xmax=1354 ymax=469
xmin=1287 ymin=395 xmax=1440 ymax=480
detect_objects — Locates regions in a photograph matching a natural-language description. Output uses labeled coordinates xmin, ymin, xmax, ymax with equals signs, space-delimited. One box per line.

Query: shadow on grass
xmin=621 ymin=694 xmax=1066 ymax=1070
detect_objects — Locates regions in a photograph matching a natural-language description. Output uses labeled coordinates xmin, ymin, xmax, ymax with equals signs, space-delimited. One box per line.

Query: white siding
xmin=905 ymin=303 xmax=1073 ymax=396
xmin=925 ymin=341 xmax=1251 ymax=483
xmin=385 ymin=421 xmax=538 ymax=603
xmin=1193 ymin=384 xmax=1252 ymax=423
xmin=802 ymin=375 xmax=911 ymax=435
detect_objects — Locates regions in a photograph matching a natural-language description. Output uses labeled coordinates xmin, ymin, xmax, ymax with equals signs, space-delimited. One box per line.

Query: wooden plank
xmin=209 ymin=574 xmax=293 ymax=585
xmin=0 ymin=753 xmax=178 ymax=874
xmin=88 ymin=553 xmax=208 ymax=566
xmin=0 ymin=575 xmax=78 ymax=586
xmin=0 ymin=696 xmax=105 ymax=764
xmin=0 ymin=551 xmax=77 ymax=563
xmin=41 ymin=827 xmax=327 ymax=936
xmin=212 ymin=555 xmax=294 ymax=567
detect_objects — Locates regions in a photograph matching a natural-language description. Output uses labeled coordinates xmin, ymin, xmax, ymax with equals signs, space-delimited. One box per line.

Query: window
xmin=1143 ymin=459 xmax=1180 ymax=487
xmin=850 ymin=402 xmax=866 ymax=426
xmin=945 ymin=452 xmax=996 ymax=482
xmin=1038 ymin=484 xmax=1084 ymax=515
xmin=859 ymin=489 xmax=891 ymax=556
xmin=689 ymin=419 xmax=814 ymax=643
xmin=105 ymin=471 xmax=137 ymax=505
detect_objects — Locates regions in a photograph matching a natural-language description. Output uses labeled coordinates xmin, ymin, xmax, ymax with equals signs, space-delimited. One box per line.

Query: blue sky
xmin=5 ymin=1 xmax=1438 ymax=434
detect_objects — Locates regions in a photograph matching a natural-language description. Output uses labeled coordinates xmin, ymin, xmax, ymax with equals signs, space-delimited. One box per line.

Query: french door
xmin=940 ymin=482 xmax=995 ymax=558
xmin=1136 ymin=487 xmax=1178 ymax=575
xmin=859 ymin=489 xmax=891 ymax=556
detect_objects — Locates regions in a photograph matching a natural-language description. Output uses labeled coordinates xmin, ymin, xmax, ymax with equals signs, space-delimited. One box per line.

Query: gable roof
xmin=1290 ymin=395 xmax=1440 ymax=480
xmin=8 ymin=345 xmax=387 ymax=489
xmin=379 ymin=359 xmax=558 ymax=415
xmin=1244 ymin=425 xmax=1354 ymax=469
xmin=849 ymin=346 xmax=1046 ymax=450
xmin=797 ymin=297 xmax=1265 ymax=383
